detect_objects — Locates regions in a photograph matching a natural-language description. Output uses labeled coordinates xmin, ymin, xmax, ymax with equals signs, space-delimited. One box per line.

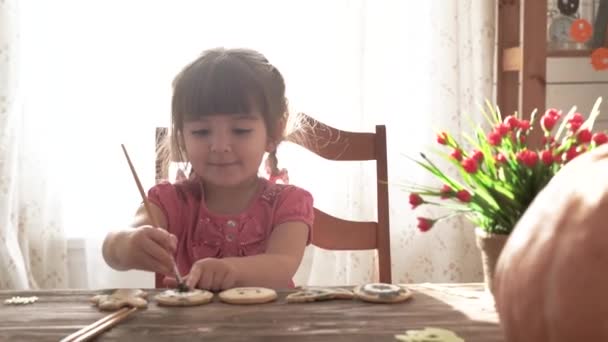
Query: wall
xmin=547 ymin=57 xmax=608 ymax=130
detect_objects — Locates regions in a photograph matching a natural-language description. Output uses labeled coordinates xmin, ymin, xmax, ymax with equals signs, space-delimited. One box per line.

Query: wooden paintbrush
xmin=121 ymin=144 xmax=188 ymax=292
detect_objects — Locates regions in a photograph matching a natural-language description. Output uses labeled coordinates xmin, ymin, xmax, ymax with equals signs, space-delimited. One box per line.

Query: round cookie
xmin=155 ymin=289 xmax=213 ymax=307
xmin=218 ymin=287 xmax=277 ymax=305
xmin=354 ymin=283 xmax=412 ymax=304
xmin=286 ymin=288 xmax=335 ymax=303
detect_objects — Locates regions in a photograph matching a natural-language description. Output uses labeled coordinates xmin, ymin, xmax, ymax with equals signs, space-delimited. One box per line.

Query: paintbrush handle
xmin=121 ymin=144 xmax=185 ymax=286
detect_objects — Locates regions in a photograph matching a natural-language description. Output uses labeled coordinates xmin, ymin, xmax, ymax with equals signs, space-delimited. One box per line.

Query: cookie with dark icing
xmin=354 ymin=283 xmax=412 ymax=303
xmin=155 ymin=289 xmax=213 ymax=307
xmin=286 ymin=288 xmax=335 ymax=303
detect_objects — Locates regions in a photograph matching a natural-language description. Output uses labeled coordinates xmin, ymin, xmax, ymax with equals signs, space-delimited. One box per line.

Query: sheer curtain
xmin=0 ymin=0 xmax=68 ymax=289
xmin=12 ymin=0 xmax=495 ymax=289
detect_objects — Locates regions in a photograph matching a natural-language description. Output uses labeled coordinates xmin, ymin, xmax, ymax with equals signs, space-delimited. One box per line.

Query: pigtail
xmin=265 ymin=150 xmax=289 ymax=184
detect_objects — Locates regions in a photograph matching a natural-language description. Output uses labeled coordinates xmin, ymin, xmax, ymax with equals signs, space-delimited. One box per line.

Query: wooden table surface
xmin=0 ymin=283 xmax=503 ymax=342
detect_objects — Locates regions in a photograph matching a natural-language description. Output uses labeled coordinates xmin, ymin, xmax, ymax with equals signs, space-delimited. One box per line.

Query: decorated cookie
xmin=287 ymin=287 xmax=355 ymax=303
xmin=155 ymin=289 xmax=213 ymax=307
xmin=286 ymin=288 xmax=335 ymax=303
xmin=395 ymin=327 xmax=464 ymax=342
xmin=4 ymin=296 xmax=39 ymax=305
xmin=354 ymin=283 xmax=412 ymax=304
xmin=326 ymin=287 xmax=355 ymax=299
xmin=218 ymin=287 xmax=277 ymax=305
xmin=90 ymin=289 xmax=148 ymax=311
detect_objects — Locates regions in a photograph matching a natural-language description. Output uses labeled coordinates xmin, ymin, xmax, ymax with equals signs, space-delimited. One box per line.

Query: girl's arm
xmin=223 ymin=221 xmax=309 ymax=288
xmin=102 ymin=202 xmax=175 ymax=274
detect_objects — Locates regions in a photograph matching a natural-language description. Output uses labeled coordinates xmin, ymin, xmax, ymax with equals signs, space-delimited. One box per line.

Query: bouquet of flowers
xmin=408 ymin=98 xmax=606 ymax=235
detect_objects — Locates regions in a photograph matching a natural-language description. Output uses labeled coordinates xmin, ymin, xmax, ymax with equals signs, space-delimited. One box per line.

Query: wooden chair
xmin=155 ymin=113 xmax=392 ymax=283
xmin=285 ymin=114 xmax=391 ymax=283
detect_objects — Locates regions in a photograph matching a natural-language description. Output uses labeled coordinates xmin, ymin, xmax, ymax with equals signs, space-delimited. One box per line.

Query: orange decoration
xmin=570 ymin=19 xmax=593 ymax=43
xmin=591 ymin=48 xmax=608 ymax=71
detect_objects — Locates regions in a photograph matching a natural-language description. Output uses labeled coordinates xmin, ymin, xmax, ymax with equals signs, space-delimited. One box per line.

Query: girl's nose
xmin=209 ymin=134 xmax=232 ymax=153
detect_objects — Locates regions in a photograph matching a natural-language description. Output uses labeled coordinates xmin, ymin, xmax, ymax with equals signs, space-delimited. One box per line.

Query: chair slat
xmin=311 ymin=208 xmax=378 ymax=250
xmin=287 ymin=115 xmax=376 ymax=161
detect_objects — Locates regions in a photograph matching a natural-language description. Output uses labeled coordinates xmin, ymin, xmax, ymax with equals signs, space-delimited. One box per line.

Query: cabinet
xmin=497 ymin=0 xmax=608 ymax=144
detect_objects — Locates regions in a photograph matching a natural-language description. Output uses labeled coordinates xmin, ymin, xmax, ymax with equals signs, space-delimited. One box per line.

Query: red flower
xmin=566 ymin=146 xmax=579 ymax=161
xmin=488 ymin=131 xmax=502 ymax=146
xmin=568 ymin=113 xmax=584 ymax=132
xmin=437 ymin=132 xmax=448 ymax=145
xmin=440 ymin=184 xmax=452 ymax=199
xmin=417 ymin=217 xmax=434 ymax=232
xmin=517 ymin=150 xmax=538 ymax=167
xmin=497 ymin=123 xmax=510 ymax=136
xmin=545 ymin=108 xmax=561 ymax=119
xmin=450 ymin=149 xmax=463 ymax=161
xmin=472 ymin=150 xmax=484 ymax=163
xmin=541 ymin=114 xmax=558 ymax=131
xmin=409 ymin=193 xmax=424 ymax=209
xmin=456 ymin=189 xmax=472 ymax=202
xmin=541 ymin=150 xmax=553 ymax=166
xmin=504 ymin=115 xmax=519 ymax=129
xmin=577 ymin=129 xmax=592 ymax=143
xmin=518 ymin=120 xmax=531 ymax=131
xmin=593 ymin=132 xmax=608 ymax=145
xmin=461 ymin=158 xmax=478 ymax=173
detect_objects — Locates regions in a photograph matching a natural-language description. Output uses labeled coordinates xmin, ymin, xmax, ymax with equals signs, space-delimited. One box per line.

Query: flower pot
xmin=475 ymin=227 xmax=509 ymax=296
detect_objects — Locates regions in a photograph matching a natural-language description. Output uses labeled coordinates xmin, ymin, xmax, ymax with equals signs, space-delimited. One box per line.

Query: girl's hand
xmin=175 ymin=258 xmax=238 ymax=291
xmin=121 ymin=225 xmax=177 ymax=275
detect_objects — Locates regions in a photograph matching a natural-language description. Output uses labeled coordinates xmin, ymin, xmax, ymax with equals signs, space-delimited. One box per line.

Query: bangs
xmin=172 ymin=55 xmax=266 ymax=122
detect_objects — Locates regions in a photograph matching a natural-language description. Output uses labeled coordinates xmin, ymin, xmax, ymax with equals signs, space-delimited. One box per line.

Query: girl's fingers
xmin=139 ymin=239 xmax=174 ymax=274
xmin=221 ymin=271 xmax=238 ymax=290
xmin=198 ymin=269 xmax=215 ymax=290
xmin=148 ymin=228 xmax=178 ymax=254
xmin=134 ymin=250 xmax=172 ymax=275
xmin=186 ymin=266 xmax=203 ymax=289
xmin=210 ymin=270 xmax=226 ymax=292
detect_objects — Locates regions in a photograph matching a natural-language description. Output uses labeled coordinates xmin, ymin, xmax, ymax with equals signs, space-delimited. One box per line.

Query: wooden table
xmin=0 ymin=283 xmax=504 ymax=341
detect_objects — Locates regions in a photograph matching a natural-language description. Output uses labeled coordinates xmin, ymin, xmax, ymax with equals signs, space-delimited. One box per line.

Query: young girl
xmin=102 ymin=47 xmax=314 ymax=291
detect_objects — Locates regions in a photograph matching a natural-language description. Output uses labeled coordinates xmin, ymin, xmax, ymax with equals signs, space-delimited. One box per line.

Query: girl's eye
xmin=191 ymin=129 xmax=210 ymax=136
xmin=233 ymin=129 xmax=252 ymax=135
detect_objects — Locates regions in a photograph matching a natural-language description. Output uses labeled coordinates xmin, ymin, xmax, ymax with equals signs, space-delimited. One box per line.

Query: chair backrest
xmin=285 ymin=114 xmax=391 ymax=283
xmin=154 ymin=114 xmax=392 ymax=283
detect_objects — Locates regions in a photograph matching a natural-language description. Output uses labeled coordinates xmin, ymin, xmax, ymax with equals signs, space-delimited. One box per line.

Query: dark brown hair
xmin=161 ymin=47 xmax=289 ymax=178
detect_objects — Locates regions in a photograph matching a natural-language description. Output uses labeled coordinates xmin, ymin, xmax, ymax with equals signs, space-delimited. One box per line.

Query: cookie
xmin=395 ymin=327 xmax=464 ymax=342
xmin=326 ymin=287 xmax=355 ymax=299
xmin=90 ymin=289 xmax=148 ymax=311
xmin=354 ymin=283 xmax=412 ymax=304
xmin=287 ymin=287 xmax=355 ymax=303
xmin=286 ymin=288 xmax=335 ymax=303
xmin=218 ymin=287 xmax=277 ymax=305
xmin=155 ymin=289 xmax=213 ymax=307
xmin=4 ymin=296 xmax=39 ymax=305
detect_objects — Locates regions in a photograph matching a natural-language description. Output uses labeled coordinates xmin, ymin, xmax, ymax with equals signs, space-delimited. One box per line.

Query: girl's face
xmin=182 ymin=110 xmax=271 ymax=187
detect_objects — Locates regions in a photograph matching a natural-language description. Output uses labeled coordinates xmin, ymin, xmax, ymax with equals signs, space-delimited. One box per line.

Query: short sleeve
xmin=273 ymin=186 xmax=315 ymax=244
xmin=147 ymin=181 xmax=180 ymax=234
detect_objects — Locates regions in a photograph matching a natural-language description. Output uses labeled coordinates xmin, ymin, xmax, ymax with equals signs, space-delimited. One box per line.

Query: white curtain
xmin=9 ymin=0 xmax=495 ymax=289
xmin=0 ymin=0 xmax=68 ymax=289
